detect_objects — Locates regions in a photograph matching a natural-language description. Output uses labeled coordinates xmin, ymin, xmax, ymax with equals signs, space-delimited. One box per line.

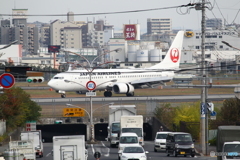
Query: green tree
xmin=173 ymin=102 xmax=200 ymax=140
xmin=153 ymin=103 xmax=175 ymax=130
xmin=220 ymin=98 xmax=240 ymax=123
xmin=0 ymin=87 xmax=41 ymax=130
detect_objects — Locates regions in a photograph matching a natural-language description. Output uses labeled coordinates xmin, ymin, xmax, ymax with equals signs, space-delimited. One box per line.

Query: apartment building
xmin=81 ymin=21 xmax=106 ymax=47
xmin=39 ymin=24 xmax=50 ymax=47
xmin=50 ymin=19 xmax=82 ymax=48
xmin=0 ymin=9 xmax=39 ymax=55
xmin=147 ymin=18 xmax=172 ymax=34
xmin=206 ymin=18 xmax=223 ymax=29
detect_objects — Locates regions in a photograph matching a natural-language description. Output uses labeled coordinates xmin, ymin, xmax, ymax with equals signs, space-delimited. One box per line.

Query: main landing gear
xmin=104 ymin=91 xmax=112 ymax=97
xmin=126 ymin=92 xmax=134 ymax=97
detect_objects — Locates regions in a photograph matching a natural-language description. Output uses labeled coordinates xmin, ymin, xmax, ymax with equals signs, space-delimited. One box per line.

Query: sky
xmin=1 ymin=0 xmax=240 ymax=33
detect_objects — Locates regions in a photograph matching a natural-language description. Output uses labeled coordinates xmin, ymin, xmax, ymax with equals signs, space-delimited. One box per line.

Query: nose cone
xmin=47 ymin=80 xmax=56 ymax=89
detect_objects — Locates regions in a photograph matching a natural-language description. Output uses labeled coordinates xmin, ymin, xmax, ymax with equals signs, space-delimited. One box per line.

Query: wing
xmin=130 ymin=76 xmax=172 ymax=85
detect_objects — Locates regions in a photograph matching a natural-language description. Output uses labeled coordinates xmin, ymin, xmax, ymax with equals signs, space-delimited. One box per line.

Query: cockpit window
xmin=53 ymin=77 xmax=64 ymax=79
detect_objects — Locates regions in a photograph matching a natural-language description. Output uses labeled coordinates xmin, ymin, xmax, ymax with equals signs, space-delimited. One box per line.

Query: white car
xmin=118 ymin=132 xmax=139 ymax=160
xmin=119 ymin=146 xmax=148 ymax=160
xmin=154 ymin=132 xmax=171 ymax=152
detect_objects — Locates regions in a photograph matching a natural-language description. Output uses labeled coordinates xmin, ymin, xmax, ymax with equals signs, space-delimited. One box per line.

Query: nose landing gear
xmin=61 ymin=94 xmax=66 ymax=98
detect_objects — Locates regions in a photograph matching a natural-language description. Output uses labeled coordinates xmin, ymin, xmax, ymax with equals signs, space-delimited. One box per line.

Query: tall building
xmin=0 ymin=19 xmax=11 ymax=44
xmin=206 ymin=18 xmax=223 ymax=29
xmin=147 ymin=18 xmax=172 ymax=34
xmin=0 ymin=9 xmax=39 ymax=55
xmin=81 ymin=21 xmax=102 ymax=47
xmin=50 ymin=19 xmax=82 ymax=48
xmin=39 ymin=24 xmax=50 ymax=47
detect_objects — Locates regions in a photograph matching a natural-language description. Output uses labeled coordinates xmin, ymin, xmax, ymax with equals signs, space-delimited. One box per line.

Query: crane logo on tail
xmin=170 ymin=48 xmax=180 ymax=63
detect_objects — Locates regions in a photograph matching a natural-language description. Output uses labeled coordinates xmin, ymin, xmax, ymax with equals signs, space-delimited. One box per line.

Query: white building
xmin=147 ymin=18 xmax=172 ymax=34
xmin=181 ymin=29 xmax=240 ymax=64
xmin=0 ymin=45 xmax=22 ymax=65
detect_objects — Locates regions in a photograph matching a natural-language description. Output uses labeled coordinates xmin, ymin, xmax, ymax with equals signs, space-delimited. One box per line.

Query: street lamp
xmin=0 ymin=40 xmax=18 ymax=50
xmin=64 ymin=79 xmax=117 ymax=89
xmin=66 ymin=102 xmax=114 ymax=142
xmin=222 ymin=41 xmax=240 ymax=98
xmin=60 ymin=48 xmax=122 ymax=74
xmin=64 ymin=78 xmax=117 ymax=142
xmin=222 ymin=41 xmax=240 ymax=51
xmin=60 ymin=48 xmax=121 ymax=143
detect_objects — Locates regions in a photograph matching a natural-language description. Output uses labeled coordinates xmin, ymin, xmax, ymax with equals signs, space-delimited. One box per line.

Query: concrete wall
xmin=0 ymin=120 xmax=6 ymax=136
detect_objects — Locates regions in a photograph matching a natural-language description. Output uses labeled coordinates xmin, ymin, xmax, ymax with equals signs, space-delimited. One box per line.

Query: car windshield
xmin=174 ymin=134 xmax=192 ymax=142
xmin=120 ymin=136 xmax=138 ymax=143
xmin=156 ymin=134 xmax=168 ymax=139
xmin=112 ymin=123 xmax=120 ymax=133
xmin=122 ymin=128 xmax=142 ymax=137
xmin=123 ymin=147 xmax=144 ymax=153
xmin=224 ymin=144 xmax=240 ymax=152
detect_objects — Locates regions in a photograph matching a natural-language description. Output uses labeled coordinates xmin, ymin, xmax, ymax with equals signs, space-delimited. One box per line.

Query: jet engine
xmin=112 ymin=83 xmax=134 ymax=94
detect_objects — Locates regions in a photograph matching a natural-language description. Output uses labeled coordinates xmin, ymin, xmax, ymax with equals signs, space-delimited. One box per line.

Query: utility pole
xmin=200 ymin=0 xmax=207 ymax=155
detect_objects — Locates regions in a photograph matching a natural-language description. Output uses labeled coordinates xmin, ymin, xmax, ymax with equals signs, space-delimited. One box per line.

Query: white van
xmin=118 ymin=133 xmax=139 ymax=159
xmin=154 ymin=132 xmax=171 ymax=152
xmin=222 ymin=141 xmax=240 ymax=160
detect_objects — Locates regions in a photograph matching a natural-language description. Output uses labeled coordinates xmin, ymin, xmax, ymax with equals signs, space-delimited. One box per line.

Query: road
xmin=32 ymin=94 xmax=235 ymax=104
xmin=41 ymin=141 xmax=217 ymax=160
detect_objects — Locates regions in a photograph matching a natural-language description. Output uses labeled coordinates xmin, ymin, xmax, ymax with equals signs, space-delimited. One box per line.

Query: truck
xmin=4 ymin=140 xmax=36 ymax=160
xmin=216 ymin=126 xmax=240 ymax=160
xmin=120 ymin=115 xmax=144 ymax=146
xmin=106 ymin=105 xmax=136 ymax=148
xmin=53 ymin=135 xmax=87 ymax=160
xmin=20 ymin=130 xmax=43 ymax=158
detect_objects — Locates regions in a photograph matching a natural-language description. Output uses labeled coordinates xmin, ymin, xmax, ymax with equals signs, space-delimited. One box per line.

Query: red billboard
xmin=48 ymin=45 xmax=60 ymax=53
xmin=124 ymin=24 xmax=139 ymax=41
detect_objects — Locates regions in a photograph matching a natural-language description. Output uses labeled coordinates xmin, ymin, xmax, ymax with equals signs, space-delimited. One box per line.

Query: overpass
xmin=37 ymin=116 xmax=165 ymax=143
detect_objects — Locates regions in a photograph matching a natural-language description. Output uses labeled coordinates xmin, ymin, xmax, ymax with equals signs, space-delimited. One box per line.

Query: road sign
xmin=207 ymin=102 xmax=214 ymax=112
xmin=63 ymin=108 xmax=85 ymax=117
xmin=94 ymin=151 xmax=101 ymax=159
xmin=25 ymin=121 xmax=36 ymax=131
xmin=86 ymin=92 xmax=96 ymax=96
xmin=210 ymin=111 xmax=217 ymax=116
xmin=86 ymin=81 xmax=96 ymax=91
xmin=210 ymin=116 xmax=216 ymax=120
xmin=0 ymin=73 xmax=15 ymax=88
xmin=200 ymin=103 xmax=205 ymax=115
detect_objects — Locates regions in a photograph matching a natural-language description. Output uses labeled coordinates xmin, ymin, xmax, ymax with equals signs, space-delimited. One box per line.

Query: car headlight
xmin=119 ymin=147 xmax=123 ymax=151
xmin=141 ymin=155 xmax=146 ymax=158
xmin=175 ymin=144 xmax=179 ymax=148
xmin=191 ymin=144 xmax=194 ymax=148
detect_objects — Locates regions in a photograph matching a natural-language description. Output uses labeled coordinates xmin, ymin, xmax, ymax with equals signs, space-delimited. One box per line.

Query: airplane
xmin=47 ymin=31 xmax=184 ymax=98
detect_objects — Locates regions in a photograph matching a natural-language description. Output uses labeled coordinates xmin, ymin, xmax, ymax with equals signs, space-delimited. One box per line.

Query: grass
xmin=12 ymin=79 xmax=239 ymax=117
xmin=14 ymin=79 xmax=238 ymax=98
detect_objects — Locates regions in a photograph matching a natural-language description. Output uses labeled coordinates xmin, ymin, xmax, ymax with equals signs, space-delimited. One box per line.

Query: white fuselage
xmin=48 ymin=68 xmax=174 ymax=92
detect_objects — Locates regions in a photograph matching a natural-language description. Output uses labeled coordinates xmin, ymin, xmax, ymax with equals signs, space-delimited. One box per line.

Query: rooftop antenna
xmin=14 ymin=0 xmax=16 ymax=9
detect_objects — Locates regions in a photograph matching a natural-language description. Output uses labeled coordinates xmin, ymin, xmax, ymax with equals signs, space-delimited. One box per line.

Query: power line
xmin=0 ymin=4 xmax=196 ymax=17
